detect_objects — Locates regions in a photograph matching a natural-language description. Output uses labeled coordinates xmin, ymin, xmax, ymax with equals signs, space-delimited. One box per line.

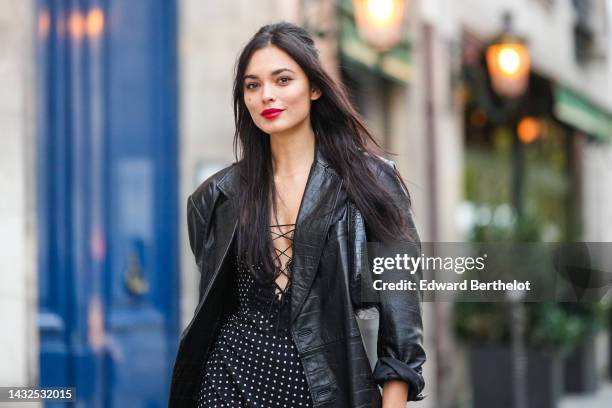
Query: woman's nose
xmin=261 ymin=82 xmax=276 ymax=102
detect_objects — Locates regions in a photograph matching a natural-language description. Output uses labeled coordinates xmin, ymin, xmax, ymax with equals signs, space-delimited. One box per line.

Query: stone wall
xmin=0 ymin=0 xmax=39 ymax=399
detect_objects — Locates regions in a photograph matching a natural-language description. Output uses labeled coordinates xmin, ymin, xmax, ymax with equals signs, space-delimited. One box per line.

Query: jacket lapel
xmin=209 ymin=149 xmax=344 ymax=326
xmin=187 ymin=165 xmax=240 ymax=337
xmin=202 ymin=166 xmax=239 ymax=305
xmin=290 ymin=150 xmax=343 ymax=324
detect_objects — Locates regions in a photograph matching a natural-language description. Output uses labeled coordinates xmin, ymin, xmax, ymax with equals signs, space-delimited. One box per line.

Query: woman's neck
xmin=269 ymin=125 xmax=315 ymax=178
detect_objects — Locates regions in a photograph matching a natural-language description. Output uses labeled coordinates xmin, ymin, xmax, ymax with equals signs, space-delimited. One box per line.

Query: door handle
xmin=125 ymin=249 xmax=149 ymax=295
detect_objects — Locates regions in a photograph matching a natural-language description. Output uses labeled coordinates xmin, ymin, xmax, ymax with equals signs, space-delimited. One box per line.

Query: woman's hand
xmin=382 ymin=380 xmax=408 ymax=407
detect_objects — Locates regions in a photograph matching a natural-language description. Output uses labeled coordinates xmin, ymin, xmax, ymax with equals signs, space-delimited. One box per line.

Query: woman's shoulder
xmin=189 ymin=161 xmax=241 ymax=214
xmin=192 ymin=162 xmax=237 ymax=193
xmin=360 ymin=150 xmax=396 ymax=174
xmin=360 ymin=151 xmax=412 ymax=204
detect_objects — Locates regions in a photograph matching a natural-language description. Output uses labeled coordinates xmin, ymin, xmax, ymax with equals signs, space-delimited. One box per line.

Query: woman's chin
xmin=260 ymin=124 xmax=292 ymax=136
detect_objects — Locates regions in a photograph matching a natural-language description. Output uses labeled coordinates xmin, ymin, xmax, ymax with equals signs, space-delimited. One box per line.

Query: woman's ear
xmin=310 ymin=87 xmax=322 ymax=101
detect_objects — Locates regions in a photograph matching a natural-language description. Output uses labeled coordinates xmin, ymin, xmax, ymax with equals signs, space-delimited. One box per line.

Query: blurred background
xmin=2 ymin=0 xmax=612 ymax=406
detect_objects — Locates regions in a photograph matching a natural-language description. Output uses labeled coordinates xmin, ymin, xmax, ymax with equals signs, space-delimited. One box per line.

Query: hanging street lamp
xmin=352 ymin=0 xmax=406 ymax=52
xmin=486 ymin=13 xmax=530 ymax=99
xmin=486 ymin=14 xmax=532 ymax=408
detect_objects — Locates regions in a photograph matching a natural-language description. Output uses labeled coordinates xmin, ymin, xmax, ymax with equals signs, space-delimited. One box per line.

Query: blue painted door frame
xmin=36 ymin=1 xmax=179 ymax=406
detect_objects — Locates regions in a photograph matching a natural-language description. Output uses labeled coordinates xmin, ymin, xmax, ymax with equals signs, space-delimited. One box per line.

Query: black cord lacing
xmin=265 ymin=222 xmax=295 ymax=337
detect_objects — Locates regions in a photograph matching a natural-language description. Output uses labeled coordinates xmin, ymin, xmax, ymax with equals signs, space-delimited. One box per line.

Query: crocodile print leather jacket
xmin=168 ymin=147 xmax=426 ymax=407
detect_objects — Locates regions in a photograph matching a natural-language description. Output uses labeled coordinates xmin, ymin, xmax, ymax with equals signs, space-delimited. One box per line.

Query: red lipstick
xmin=261 ymin=108 xmax=285 ymax=119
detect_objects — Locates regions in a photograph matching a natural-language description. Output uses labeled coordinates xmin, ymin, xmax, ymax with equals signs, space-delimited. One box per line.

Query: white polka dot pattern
xmin=196 ymin=254 xmax=313 ymax=407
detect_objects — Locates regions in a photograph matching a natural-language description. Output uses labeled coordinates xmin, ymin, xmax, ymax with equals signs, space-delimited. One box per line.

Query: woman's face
xmin=243 ymin=45 xmax=321 ymax=136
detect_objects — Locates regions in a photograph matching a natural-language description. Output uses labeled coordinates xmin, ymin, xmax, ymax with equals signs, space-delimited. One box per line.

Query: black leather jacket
xmin=168 ymin=148 xmax=426 ymax=407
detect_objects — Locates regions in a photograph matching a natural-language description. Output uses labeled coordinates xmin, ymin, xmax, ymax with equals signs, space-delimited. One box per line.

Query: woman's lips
xmin=261 ymin=109 xmax=285 ymax=119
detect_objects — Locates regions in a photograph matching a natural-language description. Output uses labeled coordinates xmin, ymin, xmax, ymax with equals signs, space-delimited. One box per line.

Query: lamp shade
xmin=353 ymin=0 xmax=405 ymax=51
xmin=486 ymin=36 xmax=530 ymax=98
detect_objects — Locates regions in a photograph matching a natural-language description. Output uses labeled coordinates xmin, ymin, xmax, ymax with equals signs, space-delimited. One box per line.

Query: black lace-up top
xmin=197 ymin=222 xmax=314 ymax=407
xmin=260 ymin=222 xmax=296 ymax=336
xmin=270 ymin=223 xmax=295 ymax=294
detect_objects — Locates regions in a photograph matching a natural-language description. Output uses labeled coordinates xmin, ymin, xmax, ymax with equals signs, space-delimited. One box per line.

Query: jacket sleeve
xmin=362 ymin=161 xmax=427 ymax=402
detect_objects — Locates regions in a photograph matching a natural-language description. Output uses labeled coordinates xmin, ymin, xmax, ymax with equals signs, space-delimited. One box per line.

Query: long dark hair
xmin=233 ymin=21 xmax=412 ymax=282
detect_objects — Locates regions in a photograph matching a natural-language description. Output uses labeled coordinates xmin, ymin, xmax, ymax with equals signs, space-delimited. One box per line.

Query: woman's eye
xmin=245 ymin=82 xmax=258 ymax=90
xmin=278 ymin=77 xmax=291 ymax=85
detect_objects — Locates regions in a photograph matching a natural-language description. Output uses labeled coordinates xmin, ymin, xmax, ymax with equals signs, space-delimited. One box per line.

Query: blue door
xmin=36 ymin=1 xmax=179 ymax=406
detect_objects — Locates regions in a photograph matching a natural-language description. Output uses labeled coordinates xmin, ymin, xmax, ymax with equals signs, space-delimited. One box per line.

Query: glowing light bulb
xmin=366 ymin=0 xmax=395 ymax=24
xmin=498 ymin=47 xmax=521 ymax=76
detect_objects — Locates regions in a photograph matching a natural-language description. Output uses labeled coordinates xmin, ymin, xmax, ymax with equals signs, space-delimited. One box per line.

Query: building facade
xmin=1 ymin=0 xmax=611 ymax=407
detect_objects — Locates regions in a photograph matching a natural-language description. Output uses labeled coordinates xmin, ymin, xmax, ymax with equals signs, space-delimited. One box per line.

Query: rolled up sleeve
xmin=371 ymin=160 xmax=427 ymax=402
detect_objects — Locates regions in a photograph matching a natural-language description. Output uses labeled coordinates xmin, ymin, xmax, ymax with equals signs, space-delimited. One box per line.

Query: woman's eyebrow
xmin=244 ymin=68 xmax=296 ymax=80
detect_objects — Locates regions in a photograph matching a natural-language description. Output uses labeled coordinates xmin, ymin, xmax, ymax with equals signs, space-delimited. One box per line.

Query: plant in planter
xmin=454 ymin=299 xmax=583 ymax=408
xmin=453 ymin=214 xmax=581 ymax=408
xmin=552 ymin=244 xmax=609 ymax=394
xmin=559 ymin=301 xmax=608 ymax=394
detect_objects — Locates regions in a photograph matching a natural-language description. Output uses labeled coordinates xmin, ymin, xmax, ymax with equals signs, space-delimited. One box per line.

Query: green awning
xmin=554 ymin=86 xmax=612 ymax=142
xmin=339 ymin=0 xmax=412 ymax=84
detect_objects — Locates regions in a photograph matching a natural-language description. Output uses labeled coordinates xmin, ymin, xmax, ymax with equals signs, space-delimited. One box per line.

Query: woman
xmin=169 ymin=22 xmax=426 ymax=408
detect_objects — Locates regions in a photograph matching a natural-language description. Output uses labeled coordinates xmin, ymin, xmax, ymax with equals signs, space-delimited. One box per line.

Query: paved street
xmin=560 ymin=381 xmax=612 ymax=408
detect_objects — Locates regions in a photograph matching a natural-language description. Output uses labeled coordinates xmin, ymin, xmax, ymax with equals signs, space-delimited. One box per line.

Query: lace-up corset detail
xmin=230 ymin=222 xmax=297 ymax=337
xmin=270 ymin=222 xmax=296 ymax=301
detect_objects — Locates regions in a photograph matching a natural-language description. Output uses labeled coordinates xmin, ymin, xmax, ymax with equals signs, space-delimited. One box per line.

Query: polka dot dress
xmin=196 ymin=225 xmax=313 ymax=407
